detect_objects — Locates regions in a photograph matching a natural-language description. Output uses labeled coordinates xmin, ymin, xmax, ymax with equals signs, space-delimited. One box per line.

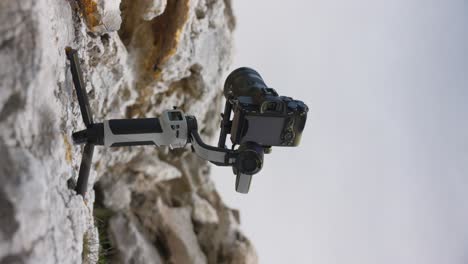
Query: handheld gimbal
xmin=66 ymin=48 xmax=308 ymax=196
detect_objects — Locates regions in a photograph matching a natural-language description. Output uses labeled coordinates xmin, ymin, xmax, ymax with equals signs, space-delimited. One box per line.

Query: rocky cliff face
xmin=0 ymin=0 xmax=256 ymax=263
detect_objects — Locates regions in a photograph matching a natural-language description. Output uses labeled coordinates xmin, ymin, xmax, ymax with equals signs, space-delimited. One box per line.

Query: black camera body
xmin=223 ymin=67 xmax=308 ymax=147
xmin=215 ymin=67 xmax=309 ymax=193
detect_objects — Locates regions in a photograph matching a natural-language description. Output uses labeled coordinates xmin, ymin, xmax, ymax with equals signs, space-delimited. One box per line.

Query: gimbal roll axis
xmin=66 ymin=48 xmax=308 ymax=196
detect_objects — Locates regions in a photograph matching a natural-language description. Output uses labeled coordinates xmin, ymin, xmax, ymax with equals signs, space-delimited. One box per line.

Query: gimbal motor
xmin=66 ymin=48 xmax=308 ymax=196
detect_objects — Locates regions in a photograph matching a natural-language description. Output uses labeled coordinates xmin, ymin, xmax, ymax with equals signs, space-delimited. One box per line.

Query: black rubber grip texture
xmin=111 ymin=141 xmax=155 ymax=147
xmin=109 ymin=118 xmax=163 ymax=135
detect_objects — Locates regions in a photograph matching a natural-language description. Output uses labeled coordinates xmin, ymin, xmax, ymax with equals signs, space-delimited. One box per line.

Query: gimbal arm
xmin=190 ymin=128 xmax=255 ymax=193
xmin=186 ymin=116 xmax=257 ymax=193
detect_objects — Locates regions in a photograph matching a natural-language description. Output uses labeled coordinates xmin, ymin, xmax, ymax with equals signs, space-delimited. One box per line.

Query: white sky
xmin=212 ymin=1 xmax=468 ymax=263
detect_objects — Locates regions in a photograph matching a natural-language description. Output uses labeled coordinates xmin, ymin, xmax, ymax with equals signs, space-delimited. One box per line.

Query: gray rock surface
xmin=0 ymin=0 xmax=257 ymax=263
xmin=109 ymin=213 xmax=164 ymax=264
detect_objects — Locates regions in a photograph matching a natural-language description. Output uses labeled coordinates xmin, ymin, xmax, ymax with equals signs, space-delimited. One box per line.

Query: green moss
xmin=94 ymin=205 xmax=116 ymax=263
xmin=82 ymin=229 xmax=99 ymax=264
xmin=82 ymin=232 xmax=90 ymax=261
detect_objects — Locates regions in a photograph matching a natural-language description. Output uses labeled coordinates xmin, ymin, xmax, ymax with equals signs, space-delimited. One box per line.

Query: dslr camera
xmin=220 ymin=67 xmax=308 ymax=148
xmin=218 ymin=67 xmax=308 ymax=192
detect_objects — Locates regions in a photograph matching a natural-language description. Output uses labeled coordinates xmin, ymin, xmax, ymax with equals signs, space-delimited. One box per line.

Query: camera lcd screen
xmin=242 ymin=115 xmax=285 ymax=146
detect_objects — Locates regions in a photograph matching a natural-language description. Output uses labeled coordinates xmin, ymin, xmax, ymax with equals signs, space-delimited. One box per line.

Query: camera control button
xmin=287 ymin=101 xmax=298 ymax=109
xmin=297 ymin=101 xmax=308 ymax=112
xmin=284 ymin=131 xmax=294 ymax=141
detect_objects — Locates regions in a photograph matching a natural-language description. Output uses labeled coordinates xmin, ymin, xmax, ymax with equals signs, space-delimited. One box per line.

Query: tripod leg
xmin=75 ymin=143 xmax=94 ymax=196
xmin=66 ymin=47 xmax=94 ymax=127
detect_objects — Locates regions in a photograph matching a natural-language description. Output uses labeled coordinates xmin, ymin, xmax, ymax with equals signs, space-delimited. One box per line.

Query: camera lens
xmin=224 ymin=67 xmax=268 ymax=99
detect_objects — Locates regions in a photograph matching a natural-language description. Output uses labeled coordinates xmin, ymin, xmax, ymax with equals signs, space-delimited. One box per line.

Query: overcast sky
xmin=212 ymin=1 xmax=468 ymax=263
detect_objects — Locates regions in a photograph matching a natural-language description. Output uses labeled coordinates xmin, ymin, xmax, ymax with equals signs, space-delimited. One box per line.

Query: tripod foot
xmin=75 ymin=143 xmax=94 ymax=196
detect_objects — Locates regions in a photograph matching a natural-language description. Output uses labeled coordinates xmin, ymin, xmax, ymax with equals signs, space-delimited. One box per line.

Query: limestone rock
xmin=156 ymin=199 xmax=207 ymax=264
xmin=78 ymin=0 xmax=123 ymax=34
xmin=109 ymin=213 xmax=164 ymax=264
xmin=192 ymin=194 xmax=219 ymax=224
xmin=0 ymin=0 xmax=257 ymax=263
